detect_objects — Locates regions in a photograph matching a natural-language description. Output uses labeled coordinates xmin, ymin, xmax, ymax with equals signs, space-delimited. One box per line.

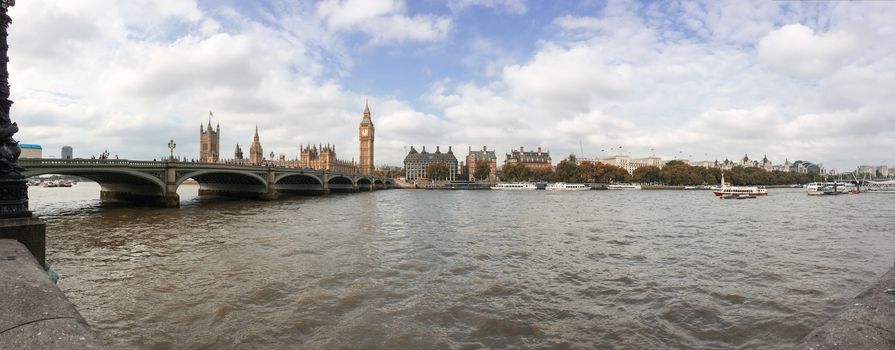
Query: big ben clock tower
xmin=359 ymin=101 xmax=374 ymax=175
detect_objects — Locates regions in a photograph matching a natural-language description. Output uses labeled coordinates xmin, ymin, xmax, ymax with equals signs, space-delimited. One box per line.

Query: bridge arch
xmin=274 ymin=173 xmax=323 ymax=185
xmin=23 ymin=168 xmax=167 ymax=196
xmin=177 ymin=169 xmax=268 ymax=198
xmin=275 ymin=173 xmax=325 ymax=195
xmin=175 ymin=169 xmax=267 ymax=187
xmin=327 ymin=175 xmax=355 ymax=192
xmin=356 ymin=177 xmax=374 ymax=191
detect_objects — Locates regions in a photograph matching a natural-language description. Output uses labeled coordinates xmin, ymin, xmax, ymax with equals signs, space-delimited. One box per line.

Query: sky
xmin=9 ymin=0 xmax=895 ymax=171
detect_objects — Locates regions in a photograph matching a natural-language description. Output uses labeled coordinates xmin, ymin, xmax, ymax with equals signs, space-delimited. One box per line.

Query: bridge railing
xmin=17 ymin=158 xmax=387 ymax=182
xmin=18 ymin=158 xmax=166 ymax=167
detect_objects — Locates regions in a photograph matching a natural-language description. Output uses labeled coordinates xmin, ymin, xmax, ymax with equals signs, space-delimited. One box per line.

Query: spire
xmin=253 ymin=125 xmax=259 ymax=141
xmin=364 ymin=99 xmax=370 ymax=116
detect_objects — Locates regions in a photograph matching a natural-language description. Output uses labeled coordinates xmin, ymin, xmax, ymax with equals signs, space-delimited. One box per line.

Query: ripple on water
xmin=30 ymin=187 xmax=895 ymax=349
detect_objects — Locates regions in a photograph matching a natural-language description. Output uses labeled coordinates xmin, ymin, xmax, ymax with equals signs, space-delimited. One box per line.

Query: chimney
xmin=538 ymin=146 xmax=542 ymax=154
xmin=469 ymin=146 xmax=472 ymax=152
xmin=436 ymin=146 xmax=440 ymax=153
xmin=520 ymin=146 xmax=524 ymax=153
xmin=483 ymin=145 xmax=487 ymax=152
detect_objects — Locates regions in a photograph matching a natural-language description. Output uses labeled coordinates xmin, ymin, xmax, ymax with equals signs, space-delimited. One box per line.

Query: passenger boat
xmin=712 ymin=174 xmax=768 ymax=196
xmin=545 ymin=183 xmax=590 ymax=191
xmin=490 ymin=182 xmax=537 ymax=190
xmin=606 ymin=183 xmax=642 ymax=190
xmin=805 ymin=182 xmax=852 ymax=195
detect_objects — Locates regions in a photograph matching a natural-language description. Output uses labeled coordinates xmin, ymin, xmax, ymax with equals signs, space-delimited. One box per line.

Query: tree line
xmin=500 ymin=159 xmax=816 ymax=185
xmin=412 ymin=158 xmax=819 ymax=185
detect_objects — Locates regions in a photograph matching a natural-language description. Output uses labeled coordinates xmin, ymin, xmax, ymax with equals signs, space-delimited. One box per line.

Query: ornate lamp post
xmin=0 ymin=0 xmax=29 ymax=218
xmin=167 ymin=139 xmax=176 ymax=161
xmin=0 ymin=0 xmax=49 ymax=269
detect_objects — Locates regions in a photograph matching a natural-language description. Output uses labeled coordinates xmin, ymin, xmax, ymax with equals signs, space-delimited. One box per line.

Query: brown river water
xmin=28 ymin=183 xmax=895 ymax=349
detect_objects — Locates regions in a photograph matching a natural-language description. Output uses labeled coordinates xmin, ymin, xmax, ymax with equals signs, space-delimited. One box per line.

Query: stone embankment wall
xmin=796 ymin=262 xmax=895 ymax=349
xmin=0 ymin=239 xmax=101 ymax=349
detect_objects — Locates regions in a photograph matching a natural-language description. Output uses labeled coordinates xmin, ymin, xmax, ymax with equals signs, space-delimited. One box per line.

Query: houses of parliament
xmin=198 ymin=103 xmax=375 ymax=175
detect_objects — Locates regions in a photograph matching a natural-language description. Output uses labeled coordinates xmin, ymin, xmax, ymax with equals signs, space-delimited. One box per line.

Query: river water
xmin=29 ymin=183 xmax=895 ymax=349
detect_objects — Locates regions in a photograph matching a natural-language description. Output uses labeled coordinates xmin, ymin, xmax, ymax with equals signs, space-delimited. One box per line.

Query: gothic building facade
xmin=249 ymin=126 xmax=264 ymax=166
xmin=234 ymin=144 xmax=244 ymax=160
xmin=359 ymin=101 xmax=375 ymax=175
xmin=199 ymin=112 xmax=220 ymax=163
xmin=299 ymin=144 xmax=358 ymax=173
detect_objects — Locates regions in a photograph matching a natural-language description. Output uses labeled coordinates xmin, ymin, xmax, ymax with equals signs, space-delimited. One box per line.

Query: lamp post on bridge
xmin=0 ymin=0 xmax=49 ymax=268
xmin=168 ymin=139 xmax=176 ymax=161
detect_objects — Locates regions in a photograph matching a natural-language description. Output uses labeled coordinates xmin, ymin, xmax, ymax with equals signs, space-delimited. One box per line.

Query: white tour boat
xmin=805 ymin=182 xmax=853 ymax=195
xmin=545 ymin=183 xmax=590 ymax=191
xmin=490 ymin=182 xmax=537 ymax=191
xmin=606 ymin=183 xmax=642 ymax=190
xmin=712 ymin=174 xmax=768 ymax=196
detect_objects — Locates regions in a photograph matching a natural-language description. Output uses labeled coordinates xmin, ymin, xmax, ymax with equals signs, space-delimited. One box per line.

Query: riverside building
xmin=505 ymin=146 xmax=551 ymax=171
xmin=403 ymin=146 xmax=459 ymax=181
xmin=465 ymin=146 xmax=497 ymax=182
xmin=199 ymin=112 xmax=220 ymax=163
xmin=299 ymin=144 xmax=358 ymax=173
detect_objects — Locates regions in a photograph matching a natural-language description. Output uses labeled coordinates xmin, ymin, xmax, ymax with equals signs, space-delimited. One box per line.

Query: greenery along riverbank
xmin=498 ymin=159 xmax=819 ymax=186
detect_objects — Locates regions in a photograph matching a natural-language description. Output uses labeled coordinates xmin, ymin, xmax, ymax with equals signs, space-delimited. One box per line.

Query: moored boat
xmin=490 ymin=182 xmax=537 ymax=190
xmin=805 ymin=182 xmax=852 ymax=195
xmin=607 ymin=183 xmax=642 ymax=190
xmin=545 ymin=182 xmax=590 ymax=191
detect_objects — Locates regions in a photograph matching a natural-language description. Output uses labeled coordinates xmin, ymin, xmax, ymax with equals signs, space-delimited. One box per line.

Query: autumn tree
xmin=500 ymin=162 xmax=530 ymax=181
xmin=555 ymin=158 xmax=580 ymax=183
xmin=473 ymin=160 xmax=492 ymax=182
xmin=633 ymin=165 xmax=661 ymax=184
xmin=426 ymin=161 xmax=450 ymax=180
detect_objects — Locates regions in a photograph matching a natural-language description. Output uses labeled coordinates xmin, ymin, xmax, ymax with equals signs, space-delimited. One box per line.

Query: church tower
xmin=359 ymin=101 xmax=374 ymax=175
xmin=249 ymin=125 xmax=264 ymax=166
xmin=199 ymin=111 xmax=220 ymax=163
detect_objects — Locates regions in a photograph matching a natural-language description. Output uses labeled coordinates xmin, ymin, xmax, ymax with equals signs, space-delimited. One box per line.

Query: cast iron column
xmin=0 ymin=0 xmax=47 ymax=268
xmin=0 ymin=0 xmax=28 ymax=218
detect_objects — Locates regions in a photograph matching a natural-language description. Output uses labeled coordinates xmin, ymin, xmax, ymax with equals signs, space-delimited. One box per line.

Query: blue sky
xmin=9 ymin=0 xmax=895 ymax=171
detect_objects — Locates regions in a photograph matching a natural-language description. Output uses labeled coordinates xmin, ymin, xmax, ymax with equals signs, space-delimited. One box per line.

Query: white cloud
xmin=758 ymin=24 xmax=858 ymax=78
xmin=448 ymin=0 xmax=527 ymax=15
xmin=316 ymin=0 xmax=452 ymax=45
xmin=8 ymin=0 xmax=895 ymax=170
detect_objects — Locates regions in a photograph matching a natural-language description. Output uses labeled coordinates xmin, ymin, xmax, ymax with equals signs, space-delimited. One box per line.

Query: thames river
xmin=29 ymin=183 xmax=895 ymax=349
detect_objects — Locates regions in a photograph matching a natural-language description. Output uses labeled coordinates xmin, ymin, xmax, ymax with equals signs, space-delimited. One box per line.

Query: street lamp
xmin=167 ymin=139 xmax=176 ymax=161
xmin=0 ymin=0 xmax=30 ymax=218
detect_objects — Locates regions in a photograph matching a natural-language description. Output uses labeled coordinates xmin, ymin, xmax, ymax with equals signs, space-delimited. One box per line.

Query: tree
xmin=473 ymin=160 xmax=491 ymax=182
xmin=500 ymin=162 xmax=530 ymax=181
xmin=593 ymin=162 xmax=631 ymax=183
xmin=426 ymin=161 xmax=450 ymax=180
xmin=530 ymin=167 xmax=556 ymax=182
xmin=555 ymin=159 xmax=580 ymax=183
xmin=633 ymin=165 xmax=661 ymax=184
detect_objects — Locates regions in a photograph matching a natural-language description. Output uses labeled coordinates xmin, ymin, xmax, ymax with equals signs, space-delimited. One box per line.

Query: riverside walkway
xmin=0 ymin=240 xmax=101 ymax=349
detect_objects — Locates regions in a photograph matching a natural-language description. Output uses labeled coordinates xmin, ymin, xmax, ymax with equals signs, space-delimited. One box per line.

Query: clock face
xmin=362 ymin=129 xmax=368 ymax=136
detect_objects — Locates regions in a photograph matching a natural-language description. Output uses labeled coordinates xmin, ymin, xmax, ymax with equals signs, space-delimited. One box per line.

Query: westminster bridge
xmin=19 ymin=158 xmax=393 ymax=208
